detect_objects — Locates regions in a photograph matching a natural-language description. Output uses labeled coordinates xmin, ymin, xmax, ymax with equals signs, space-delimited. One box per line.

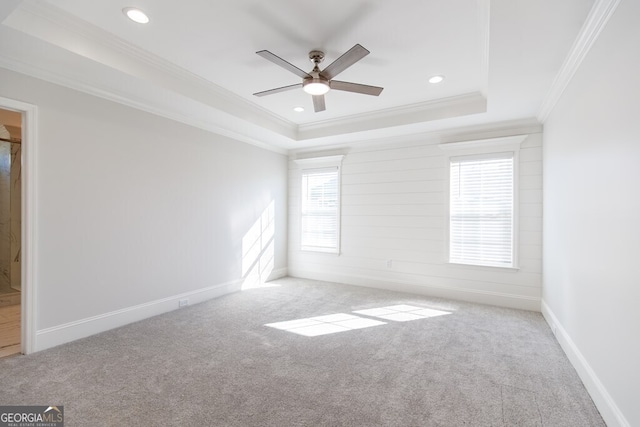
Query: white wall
xmin=542 ymin=0 xmax=640 ymax=425
xmin=0 ymin=68 xmax=288 ymax=351
xmin=289 ymin=132 xmax=543 ymax=310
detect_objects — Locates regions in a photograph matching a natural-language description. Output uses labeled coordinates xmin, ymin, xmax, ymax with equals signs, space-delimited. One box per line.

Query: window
xmin=295 ymin=155 xmax=344 ymax=253
xmin=449 ymin=152 xmax=515 ymax=268
xmin=301 ymin=168 xmax=339 ymax=252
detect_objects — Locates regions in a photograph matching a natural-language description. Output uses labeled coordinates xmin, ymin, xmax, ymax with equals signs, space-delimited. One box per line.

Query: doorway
xmin=0 ymin=107 xmax=22 ymax=357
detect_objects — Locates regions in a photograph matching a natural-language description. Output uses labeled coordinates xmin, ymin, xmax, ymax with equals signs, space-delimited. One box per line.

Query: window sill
xmin=300 ymin=248 xmax=340 ymax=255
xmin=447 ymin=262 xmax=520 ymax=272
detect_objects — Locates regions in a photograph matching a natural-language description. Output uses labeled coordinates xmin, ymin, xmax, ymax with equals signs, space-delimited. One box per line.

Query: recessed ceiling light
xmin=428 ymin=75 xmax=445 ymax=84
xmin=123 ymin=7 xmax=149 ymax=24
xmin=293 ymin=107 xmax=305 ymax=112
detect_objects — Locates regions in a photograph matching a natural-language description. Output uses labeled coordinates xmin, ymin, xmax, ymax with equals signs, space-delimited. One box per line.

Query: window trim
xmin=294 ymin=155 xmax=344 ymax=255
xmin=438 ymin=135 xmax=526 ymax=270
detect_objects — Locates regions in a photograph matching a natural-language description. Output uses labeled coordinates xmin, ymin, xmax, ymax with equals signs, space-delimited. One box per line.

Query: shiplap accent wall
xmin=289 ymin=133 xmax=542 ymax=310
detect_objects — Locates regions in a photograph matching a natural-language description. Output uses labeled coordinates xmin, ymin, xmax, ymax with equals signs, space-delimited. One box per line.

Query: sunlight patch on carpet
xmin=265 ymin=313 xmax=386 ymax=337
xmin=354 ymin=304 xmax=451 ymax=322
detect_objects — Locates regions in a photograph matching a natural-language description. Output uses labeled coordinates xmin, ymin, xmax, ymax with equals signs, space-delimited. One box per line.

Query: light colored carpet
xmin=0 ymin=277 xmax=604 ymax=426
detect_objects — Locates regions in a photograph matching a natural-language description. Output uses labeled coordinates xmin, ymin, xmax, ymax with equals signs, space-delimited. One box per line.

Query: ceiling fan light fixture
xmin=303 ymin=78 xmax=330 ymax=95
xmin=254 ymin=45 xmax=382 ymax=112
xmin=123 ymin=7 xmax=150 ymax=24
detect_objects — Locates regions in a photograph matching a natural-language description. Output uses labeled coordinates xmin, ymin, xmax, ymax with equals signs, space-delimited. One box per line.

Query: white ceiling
xmin=0 ymin=0 xmax=595 ymax=152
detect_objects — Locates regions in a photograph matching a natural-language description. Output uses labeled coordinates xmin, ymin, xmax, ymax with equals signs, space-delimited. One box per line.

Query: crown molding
xmin=537 ymin=0 xmax=621 ymax=122
xmin=299 ymin=93 xmax=485 ymax=131
xmin=0 ymin=56 xmax=290 ymax=155
xmin=289 ymin=117 xmax=542 ymax=155
xmin=297 ymin=92 xmax=487 ymax=140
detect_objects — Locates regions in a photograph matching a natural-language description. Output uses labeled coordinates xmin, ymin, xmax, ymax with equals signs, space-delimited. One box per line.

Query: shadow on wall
xmin=241 ymin=200 xmax=277 ymax=290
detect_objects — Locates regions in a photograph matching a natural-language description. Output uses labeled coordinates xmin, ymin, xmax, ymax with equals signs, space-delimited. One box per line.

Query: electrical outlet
xmin=386 ymin=259 xmax=393 ymax=268
xmin=179 ymin=298 xmax=189 ymax=308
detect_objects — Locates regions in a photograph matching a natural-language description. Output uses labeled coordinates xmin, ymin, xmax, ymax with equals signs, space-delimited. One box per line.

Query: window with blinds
xmin=301 ymin=167 xmax=340 ymax=253
xmin=449 ymin=152 xmax=515 ymax=268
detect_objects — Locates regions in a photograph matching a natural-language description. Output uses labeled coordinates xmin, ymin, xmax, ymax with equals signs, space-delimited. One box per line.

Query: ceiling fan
xmin=253 ymin=44 xmax=384 ymax=112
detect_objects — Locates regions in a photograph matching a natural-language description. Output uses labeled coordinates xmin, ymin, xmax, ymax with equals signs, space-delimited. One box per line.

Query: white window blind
xmin=301 ymin=167 xmax=339 ymax=252
xmin=449 ymin=152 xmax=514 ymax=268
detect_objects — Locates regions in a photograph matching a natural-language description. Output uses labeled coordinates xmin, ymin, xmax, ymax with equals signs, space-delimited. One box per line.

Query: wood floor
xmin=0 ymin=303 xmax=20 ymax=358
xmin=0 ymin=291 xmax=20 ymax=307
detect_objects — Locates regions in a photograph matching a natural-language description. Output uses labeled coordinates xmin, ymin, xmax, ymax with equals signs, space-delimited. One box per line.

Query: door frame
xmin=0 ymin=96 xmax=37 ymax=354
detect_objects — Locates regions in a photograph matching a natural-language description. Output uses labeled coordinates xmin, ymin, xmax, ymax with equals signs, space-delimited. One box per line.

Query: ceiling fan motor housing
xmin=308 ymin=50 xmax=325 ymax=65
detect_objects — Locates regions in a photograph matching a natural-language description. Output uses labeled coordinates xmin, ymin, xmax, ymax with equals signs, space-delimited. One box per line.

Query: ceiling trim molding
xmin=537 ymin=0 xmax=621 ymax=122
xmin=297 ymin=92 xmax=487 ymax=140
xmin=0 ymin=56 xmax=289 ymax=155
xmin=6 ymin=0 xmax=296 ymax=137
xmin=299 ymin=93 xmax=485 ymax=131
xmin=289 ymin=118 xmax=542 ymax=155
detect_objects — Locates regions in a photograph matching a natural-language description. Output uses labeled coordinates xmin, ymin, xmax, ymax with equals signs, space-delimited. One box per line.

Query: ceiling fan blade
xmin=256 ymin=50 xmax=311 ymax=79
xmin=313 ymin=95 xmax=326 ymax=112
xmin=253 ymin=83 xmax=302 ymax=97
xmin=330 ymin=80 xmax=383 ymax=96
xmin=320 ymin=44 xmax=370 ymax=80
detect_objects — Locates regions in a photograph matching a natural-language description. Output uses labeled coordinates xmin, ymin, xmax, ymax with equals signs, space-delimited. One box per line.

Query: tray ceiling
xmin=0 ymin=0 xmax=595 ymax=151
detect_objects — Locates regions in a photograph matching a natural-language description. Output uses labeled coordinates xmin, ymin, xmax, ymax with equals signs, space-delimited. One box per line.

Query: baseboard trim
xmin=267 ymin=267 xmax=288 ymax=281
xmin=35 ymin=279 xmax=242 ymax=352
xmin=288 ymin=269 xmax=540 ymax=311
xmin=541 ymin=300 xmax=630 ymax=427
